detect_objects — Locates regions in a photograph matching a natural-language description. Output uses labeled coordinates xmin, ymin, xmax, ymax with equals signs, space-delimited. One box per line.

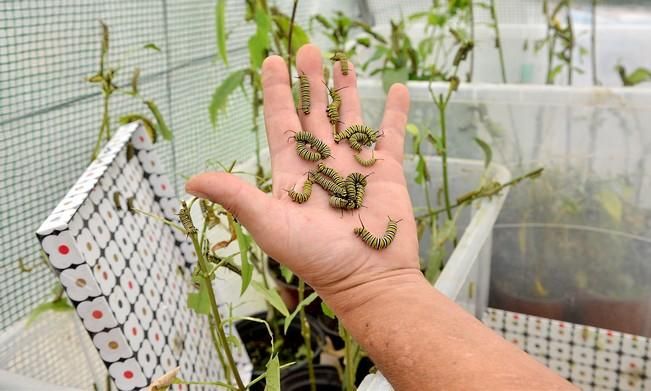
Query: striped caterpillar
xmin=354 ymin=150 xmax=380 ymax=167
xmin=297 ymin=72 xmax=310 ymax=115
xmin=308 ymin=171 xmax=346 ymax=197
xmin=330 ymin=51 xmax=349 ymax=75
xmin=316 ymin=162 xmax=345 ymax=187
xmin=287 ymin=178 xmax=313 ymax=204
xmin=335 ymin=124 xmax=379 ymax=144
xmin=354 ymin=216 xmax=401 ymax=250
xmin=288 ymin=130 xmax=332 ymax=161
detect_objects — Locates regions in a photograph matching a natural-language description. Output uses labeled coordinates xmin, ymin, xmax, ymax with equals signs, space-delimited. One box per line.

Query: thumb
xmin=185 ymin=172 xmax=286 ymax=242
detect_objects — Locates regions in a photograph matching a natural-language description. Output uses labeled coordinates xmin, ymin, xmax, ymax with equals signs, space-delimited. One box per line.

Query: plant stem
xmin=287 ymin=0 xmax=299 ymax=85
xmin=189 ymin=229 xmax=246 ymax=390
xmin=468 ymin=1 xmax=475 ymax=82
xmin=591 ymin=0 xmax=598 ymax=85
xmin=209 ymin=316 xmax=232 ymax=385
xmin=490 ymin=0 xmax=507 ymax=83
xmin=566 ymin=9 xmax=574 ymax=86
xmin=415 ymin=168 xmax=544 ymax=219
xmin=298 ymin=279 xmax=316 ymax=391
xmin=342 ymin=327 xmax=355 ymax=391
xmin=436 ymin=99 xmax=453 ymax=222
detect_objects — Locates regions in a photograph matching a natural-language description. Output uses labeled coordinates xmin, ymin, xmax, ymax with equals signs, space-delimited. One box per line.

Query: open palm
xmin=187 ymin=44 xmax=419 ymax=304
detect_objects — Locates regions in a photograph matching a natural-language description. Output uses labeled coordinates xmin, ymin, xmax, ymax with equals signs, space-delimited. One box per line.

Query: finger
xmin=295 ymin=44 xmax=330 ymax=140
xmin=376 ymin=83 xmax=410 ymax=162
xmin=186 ymin=172 xmax=288 ymax=250
xmin=262 ymin=55 xmax=303 ymax=158
xmin=333 ymin=59 xmax=363 ymax=130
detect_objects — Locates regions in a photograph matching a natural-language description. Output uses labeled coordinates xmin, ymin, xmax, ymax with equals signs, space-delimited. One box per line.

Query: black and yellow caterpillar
xmin=287 ymin=178 xmax=313 ymax=204
xmin=289 ymin=131 xmax=332 ymax=161
xmin=309 ymin=171 xmax=346 ymax=197
xmin=298 ymin=73 xmax=310 ymax=115
xmin=330 ymin=51 xmax=349 ymax=75
xmin=354 ymin=150 xmax=379 ymax=167
xmin=354 ymin=217 xmax=401 ymax=250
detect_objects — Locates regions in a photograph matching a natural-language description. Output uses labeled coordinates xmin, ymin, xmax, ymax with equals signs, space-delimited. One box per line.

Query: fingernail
xmin=186 ymin=188 xmax=208 ymax=199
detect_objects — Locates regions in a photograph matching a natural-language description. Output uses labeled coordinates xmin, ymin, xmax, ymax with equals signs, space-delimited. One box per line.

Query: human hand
xmin=186 ymin=44 xmax=419 ymax=315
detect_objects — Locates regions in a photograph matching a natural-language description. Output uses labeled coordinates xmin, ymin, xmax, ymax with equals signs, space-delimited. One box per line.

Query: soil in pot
xmin=489 ymin=280 xmax=571 ymax=321
xmin=235 ymin=311 xmax=325 ymax=389
xmin=575 ymin=270 xmax=651 ymax=337
xmin=280 ymin=365 xmax=342 ymax=391
xmin=268 ymin=257 xmax=321 ymax=314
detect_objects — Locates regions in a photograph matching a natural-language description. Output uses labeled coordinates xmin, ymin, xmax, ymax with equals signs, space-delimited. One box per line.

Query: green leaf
xmin=118 ymin=114 xmax=157 ymax=143
xmin=405 ymin=123 xmax=420 ymax=137
xmin=280 ymin=264 xmax=293 ymax=284
xmin=187 ymin=280 xmax=211 ymax=315
xmin=381 ymin=67 xmax=409 ymax=93
xmin=320 ymin=301 xmax=335 ymax=319
xmin=596 ymin=189 xmax=622 ymax=223
xmin=26 ymin=298 xmax=73 ymax=326
xmin=215 ymin=0 xmax=228 ymax=65
xmin=249 ymin=9 xmax=271 ymax=69
xmin=414 ymin=155 xmax=428 ymax=185
xmin=234 ymin=222 xmax=252 ymax=295
xmin=548 ymin=64 xmax=564 ymax=82
xmin=143 ymin=43 xmax=161 ymax=52
xmin=251 ymin=281 xmax=289 ymax=317
xmin=144 ymin=100 xmax=173 ymax=141
xmin=473 ymin=137 xmax=493 ymax=168
xmin=209 ymin=69 xmax=246 ymax=128
xmin=625 ymin=67 xmax=651 ymax=86
xmin=283 ymin=291 xmax=318 ymax=333
xmin=264 ymin=355 xmax=281 ymax=391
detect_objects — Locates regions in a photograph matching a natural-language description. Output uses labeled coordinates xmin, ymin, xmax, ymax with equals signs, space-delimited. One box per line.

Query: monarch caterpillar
xmin=337 ymin=124 xmax=379 ymax=143
xmin=348 ymin=172 xmax=372 ymax=186
xmin=330 ymin=51 xmax=349 ymax=75
xmin=348 ymin=133 xmax=369 ymax=152
xmin=287 ymin=179 xmax=313 ymax=204
xmin=309 ymin=171 xmax=346 ymax=197
xmin=289 ymin=131 xmax=332 ymax=161
xmin=296 ymin=141 xmax=322 ymax=161
xmin=328 ymin=195 xmax=355 ymax=209
xmin=353 ymin=183 xmax=365 ymax=209
xmin=354 ymin=216 xmax=401 ymax=250
xmin=354 ymin=150 xmax=380 ymax=167
xmin=297 ymin=72 xmax=310 ymax=115
xmin=316 ymin=163 xmax=345 ymax=187
xmin=178 ymin=201 xmax=197 ymax=236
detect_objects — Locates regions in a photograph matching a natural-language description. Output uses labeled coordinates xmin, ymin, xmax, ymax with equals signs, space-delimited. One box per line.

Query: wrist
xmin=317 ymin=267 xmax=429 ymax=321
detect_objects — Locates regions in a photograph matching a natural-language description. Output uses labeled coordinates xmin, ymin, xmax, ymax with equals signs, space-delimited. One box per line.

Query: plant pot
xmin=235 ymin=311 xmax=325 ymax=389
xmin=279 ymin=365 xmax=342 ymax=391
xmin=315 ymin=312 xmax=344 ymax=351
xmin=490 ymin=282 xmax=569 ymax=321
xmin=577 ymin=290 xmax=651 ymax=337
xmin=267 ymin=258 xmax=320 ymax=314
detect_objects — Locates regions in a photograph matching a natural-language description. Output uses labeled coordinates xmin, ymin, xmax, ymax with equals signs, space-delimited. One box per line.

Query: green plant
xmin=86 ymin=21 xmax=172 ymax=160
xmin=211 ymin=0 xmax=309 ymax=184
xmin=310 ymin=11 xmax=387 ymax=61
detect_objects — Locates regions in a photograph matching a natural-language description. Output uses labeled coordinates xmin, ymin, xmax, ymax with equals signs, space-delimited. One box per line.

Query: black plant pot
xmin=235 ymin=311 xmax=325 ymax=390
xmin=315 ymin=312 xmax=344 ymax=351
xmin=280 ymin=365 xmax=342 ymax=391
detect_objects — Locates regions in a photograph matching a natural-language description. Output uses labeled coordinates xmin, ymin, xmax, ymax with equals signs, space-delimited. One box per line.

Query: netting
xmin=0 ymin=1 xmax=322 ymax=386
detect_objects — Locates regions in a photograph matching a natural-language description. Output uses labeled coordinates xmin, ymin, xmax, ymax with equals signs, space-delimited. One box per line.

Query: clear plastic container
xmin=359 ymin=78 xmax=651 ymax=337
xmin=355 ymin=23 xmax=651 ymax=87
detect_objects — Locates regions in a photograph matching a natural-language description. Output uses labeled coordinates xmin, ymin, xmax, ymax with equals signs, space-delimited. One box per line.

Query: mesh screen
xmin=0 ymin=0 xmax=316 ymax=386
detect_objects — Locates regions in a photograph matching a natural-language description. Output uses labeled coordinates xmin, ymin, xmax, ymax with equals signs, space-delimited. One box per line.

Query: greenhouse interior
xmin=1 ymin=0 xmax=650 ymax=390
